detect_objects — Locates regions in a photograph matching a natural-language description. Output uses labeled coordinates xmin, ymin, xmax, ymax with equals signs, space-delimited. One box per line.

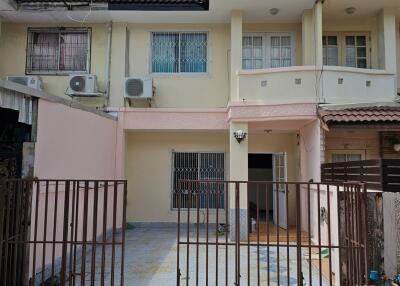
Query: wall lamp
xmin=233 ymin=130 xmax=247 ymax=144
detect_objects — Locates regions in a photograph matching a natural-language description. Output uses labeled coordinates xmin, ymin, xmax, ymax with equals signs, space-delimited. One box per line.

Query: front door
xmin=273 ymin=152 xmax=287 ymax=229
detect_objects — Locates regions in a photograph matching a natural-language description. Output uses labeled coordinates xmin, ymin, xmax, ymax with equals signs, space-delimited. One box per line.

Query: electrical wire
xmin=66 ymin=0 xmax=93 ymax=25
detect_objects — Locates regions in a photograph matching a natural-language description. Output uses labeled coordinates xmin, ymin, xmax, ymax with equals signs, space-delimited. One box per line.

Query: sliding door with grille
xmin=171 ymin=151 xmax=225 ymax=209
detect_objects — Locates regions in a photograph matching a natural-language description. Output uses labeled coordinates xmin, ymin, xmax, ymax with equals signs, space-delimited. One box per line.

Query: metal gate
xmin=0 ymin=179 xmax=127 ymax=286
xmin=176 ymin=181 xmax=370 ymax=286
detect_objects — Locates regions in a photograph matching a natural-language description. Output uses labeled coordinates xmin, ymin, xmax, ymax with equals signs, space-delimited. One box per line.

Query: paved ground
xmin=122 ymin=226 xmax=330 ymax=286
xmin=73 ymin=226 xmax=330 ymax=285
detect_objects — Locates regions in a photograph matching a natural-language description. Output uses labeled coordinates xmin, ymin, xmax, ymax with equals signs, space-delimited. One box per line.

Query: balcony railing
xmin=237 ymin=66 xmax=396 ymax=104
xmin=321 ymin=159 xmax=400 ymax=192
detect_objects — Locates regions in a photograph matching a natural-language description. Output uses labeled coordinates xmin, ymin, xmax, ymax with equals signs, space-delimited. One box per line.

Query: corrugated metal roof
xmin=319 ymin=105 xmax=400 ymax=124
xmin=16 ymin=0 xmax=209 ymax=10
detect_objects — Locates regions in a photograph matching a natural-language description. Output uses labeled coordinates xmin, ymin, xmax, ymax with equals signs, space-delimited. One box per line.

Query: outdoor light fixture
xmin=345 ymin=7 xmax=356 ymax=15
xmin=233 ymin=130 xmax=247 ymax=144
xmin=269 ymin=8 xmax=279 ymax=15
xmin=394 ymin=144 xmax=400 ymax=152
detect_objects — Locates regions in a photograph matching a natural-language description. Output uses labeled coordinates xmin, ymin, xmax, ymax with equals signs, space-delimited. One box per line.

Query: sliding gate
xmin=0 ymin=179 xmax=127 ymax=286
xmin=176 ymin=181 xmax=370 ymax=286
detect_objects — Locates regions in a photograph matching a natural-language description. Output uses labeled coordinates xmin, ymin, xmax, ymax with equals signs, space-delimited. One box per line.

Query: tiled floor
xmin=121 ymin=226 xmax=331 ymax=286
xmin=125 ymin=228 xmax=328 ymax=286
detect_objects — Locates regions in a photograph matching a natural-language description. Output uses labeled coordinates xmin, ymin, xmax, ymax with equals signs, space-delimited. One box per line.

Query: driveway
xmin=123 ymin=225 xmax=331 ymax=286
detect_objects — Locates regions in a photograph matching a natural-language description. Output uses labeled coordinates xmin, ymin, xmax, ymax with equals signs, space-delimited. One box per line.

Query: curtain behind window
xmin=30 ymin=32 xmax=59 ymax=72
xmin=151 ymin=32 xmax=179 ymax=73
xmin=60 ymin=31 xmax=88 ymax=71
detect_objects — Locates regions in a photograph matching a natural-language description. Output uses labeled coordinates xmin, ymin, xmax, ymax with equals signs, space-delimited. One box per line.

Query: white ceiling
xmin=0 ymin=0 xmax=315 ymax=23
xmin=323 ymin=0 xmax=400 ymax=21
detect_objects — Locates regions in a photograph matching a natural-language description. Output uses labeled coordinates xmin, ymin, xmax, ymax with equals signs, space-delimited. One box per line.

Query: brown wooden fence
xmin=321 ymin=159 xmax=400 ymax=192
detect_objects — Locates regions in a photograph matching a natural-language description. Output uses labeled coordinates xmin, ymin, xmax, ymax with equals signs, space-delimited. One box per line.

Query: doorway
xmin=248 ymin=153 xmax=273 ymax=227
xmin=248 ymin=153 xmax=288 ymax=239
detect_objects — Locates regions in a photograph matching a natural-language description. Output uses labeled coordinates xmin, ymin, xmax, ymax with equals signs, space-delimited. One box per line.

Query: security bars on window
xmin=26 ymin=28 xmax=90 ymax=74
xmin=151 ymin=32 xmax=207 ymax=73
xmin=171 ymin=151 xmax=225 ymax=209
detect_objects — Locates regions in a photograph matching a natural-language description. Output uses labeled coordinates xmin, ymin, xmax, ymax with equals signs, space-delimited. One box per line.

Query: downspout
xmin=105 ymin=21 xmax=112 ymax=106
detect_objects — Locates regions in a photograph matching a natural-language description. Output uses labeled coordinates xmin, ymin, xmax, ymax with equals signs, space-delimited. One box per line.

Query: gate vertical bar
xmin=235 ymin=182 xmax=240 ymax=286
xmin=296 ymin=183 xmax=302 ymax=285
xmin=363 ymin=184 xmax=369 ymax=286
xmin=60 ymin=180 xmax=71 ymax=285
xmin=120 ymin=180 xmax=127 ymax=286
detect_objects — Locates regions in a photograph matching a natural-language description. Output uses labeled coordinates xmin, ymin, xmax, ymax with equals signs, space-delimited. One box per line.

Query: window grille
xmin=151 ymin=32 xmax=207 ymax=73
xmin=26 ymin=28 xmax=90 ymax=74
xmin=171 ymin=151 xmax=225 ymax=209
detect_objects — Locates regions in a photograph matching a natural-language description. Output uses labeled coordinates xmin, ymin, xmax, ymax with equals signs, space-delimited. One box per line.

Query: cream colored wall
xmin=125 ymin=130 xmax=300 ymax=224
xmin=123 ymin=23 xmax=230 ymax=108
xmin=125 ymin=131 xmax=229 ymax=223
xmin=0 ymin=22 xmax=108 ymax=107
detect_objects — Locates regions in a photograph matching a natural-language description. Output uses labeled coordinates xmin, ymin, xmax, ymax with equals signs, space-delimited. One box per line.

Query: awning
xmin=0 ymin=86 xmax=33 ymax=125
xmin=318 ymin=104 xmax=400 ymax=125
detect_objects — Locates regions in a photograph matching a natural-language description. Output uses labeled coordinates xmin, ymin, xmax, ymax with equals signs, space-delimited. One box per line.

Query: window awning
xmin=0 ymin=87 xmax=33 ymax=125
xmin=318 ymin=104 xmax=400 ymax=127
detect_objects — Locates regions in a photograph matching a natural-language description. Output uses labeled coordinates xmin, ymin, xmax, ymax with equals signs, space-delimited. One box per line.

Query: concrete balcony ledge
xmin=238 ymin=66 xmax=397 ymax=105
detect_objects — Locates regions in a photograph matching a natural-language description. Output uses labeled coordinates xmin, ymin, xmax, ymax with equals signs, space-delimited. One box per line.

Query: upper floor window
xmin=151 ymin=32 xmax=208 ymax=73
xmin=323 ymin=35 xmax=338 ymax=66
xmin=242 ymin=32 xmax=295 ymax=70
xmin=345 ymin=35 xmax=367 ymax=68
xmin=26 ymin=28 xmax=91 ymax=74
xmin=322 ymin=33 xmax=369 ymax=68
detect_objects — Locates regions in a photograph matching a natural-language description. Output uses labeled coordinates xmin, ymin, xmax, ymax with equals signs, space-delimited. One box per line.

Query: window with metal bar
xmin=171 ymin=151 xmax=225 ymax=209
xmin=151 ymin=32 xmax=207 ymax=73
xmin=26 ymin=28 xmax=90 ymax=74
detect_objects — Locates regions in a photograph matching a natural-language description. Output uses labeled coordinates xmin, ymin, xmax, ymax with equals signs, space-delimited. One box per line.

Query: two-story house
xmin=0 ymin=0 xmax=399 ymax=261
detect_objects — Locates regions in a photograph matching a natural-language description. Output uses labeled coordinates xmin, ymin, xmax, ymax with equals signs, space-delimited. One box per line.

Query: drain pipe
xmin=105 ymin=21 xmax=112 ymax=106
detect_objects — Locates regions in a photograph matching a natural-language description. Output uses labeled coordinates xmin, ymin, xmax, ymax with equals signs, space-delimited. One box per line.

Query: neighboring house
xmin=0 ymin=0 xmax=400 ymax=274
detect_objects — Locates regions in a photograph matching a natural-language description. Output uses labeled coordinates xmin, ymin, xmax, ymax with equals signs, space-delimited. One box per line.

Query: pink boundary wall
xmin=31 ymin=99 xmax=122 ymax=277
xmin=34 ymin=100 xmax=118 ymax=180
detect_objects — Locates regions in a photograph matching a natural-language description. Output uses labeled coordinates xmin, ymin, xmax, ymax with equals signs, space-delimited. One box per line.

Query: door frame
xmin=272 ymin=152 xmax=288 ymax=229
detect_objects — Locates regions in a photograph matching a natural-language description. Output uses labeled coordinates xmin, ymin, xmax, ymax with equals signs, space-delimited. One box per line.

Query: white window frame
xmin=326 ymin=150 xmax=366 ymax=163
xmin=242 ymin=32 xmax=296 ymax=69
xmin=322 ymin=32 xmax=370 ymax=69
xmin=26 ymin=27 xmax=91 ymax=75
xmin=150 ymin=31 xmax=209 ymax=75
xmin=323 ymin=34 xmax=340 ymax=66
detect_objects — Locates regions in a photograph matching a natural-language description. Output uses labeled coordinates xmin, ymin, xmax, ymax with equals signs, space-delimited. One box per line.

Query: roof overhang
xmin=318 ymin=103 xmax=400 ymax=130
xmin=14 ymin=0 xmax=210 ymax=11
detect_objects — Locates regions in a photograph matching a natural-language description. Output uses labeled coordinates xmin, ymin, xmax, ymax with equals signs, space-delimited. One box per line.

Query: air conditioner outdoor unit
xmin=7 ymin=75 xmax=43 ymax=90
xmin=124 ymin=77 xmax=153 ymax=99
xmin=67 ymin=74 xmax=98 ymax=96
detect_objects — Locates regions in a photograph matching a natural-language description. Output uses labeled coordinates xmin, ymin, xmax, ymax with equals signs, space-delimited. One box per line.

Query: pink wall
xmin=30 ymin=99 xmax=122 ymax=278
xmin=34 ymin=99 xmax=118 ymax=180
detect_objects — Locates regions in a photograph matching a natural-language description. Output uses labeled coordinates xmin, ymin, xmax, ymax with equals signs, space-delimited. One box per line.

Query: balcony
xmin=237 ymin=66 xmax=396 ymax=104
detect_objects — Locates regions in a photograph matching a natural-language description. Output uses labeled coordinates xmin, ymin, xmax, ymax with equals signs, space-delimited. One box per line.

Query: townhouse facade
xmin=1 ymin=1 xmax=400 ymax=275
